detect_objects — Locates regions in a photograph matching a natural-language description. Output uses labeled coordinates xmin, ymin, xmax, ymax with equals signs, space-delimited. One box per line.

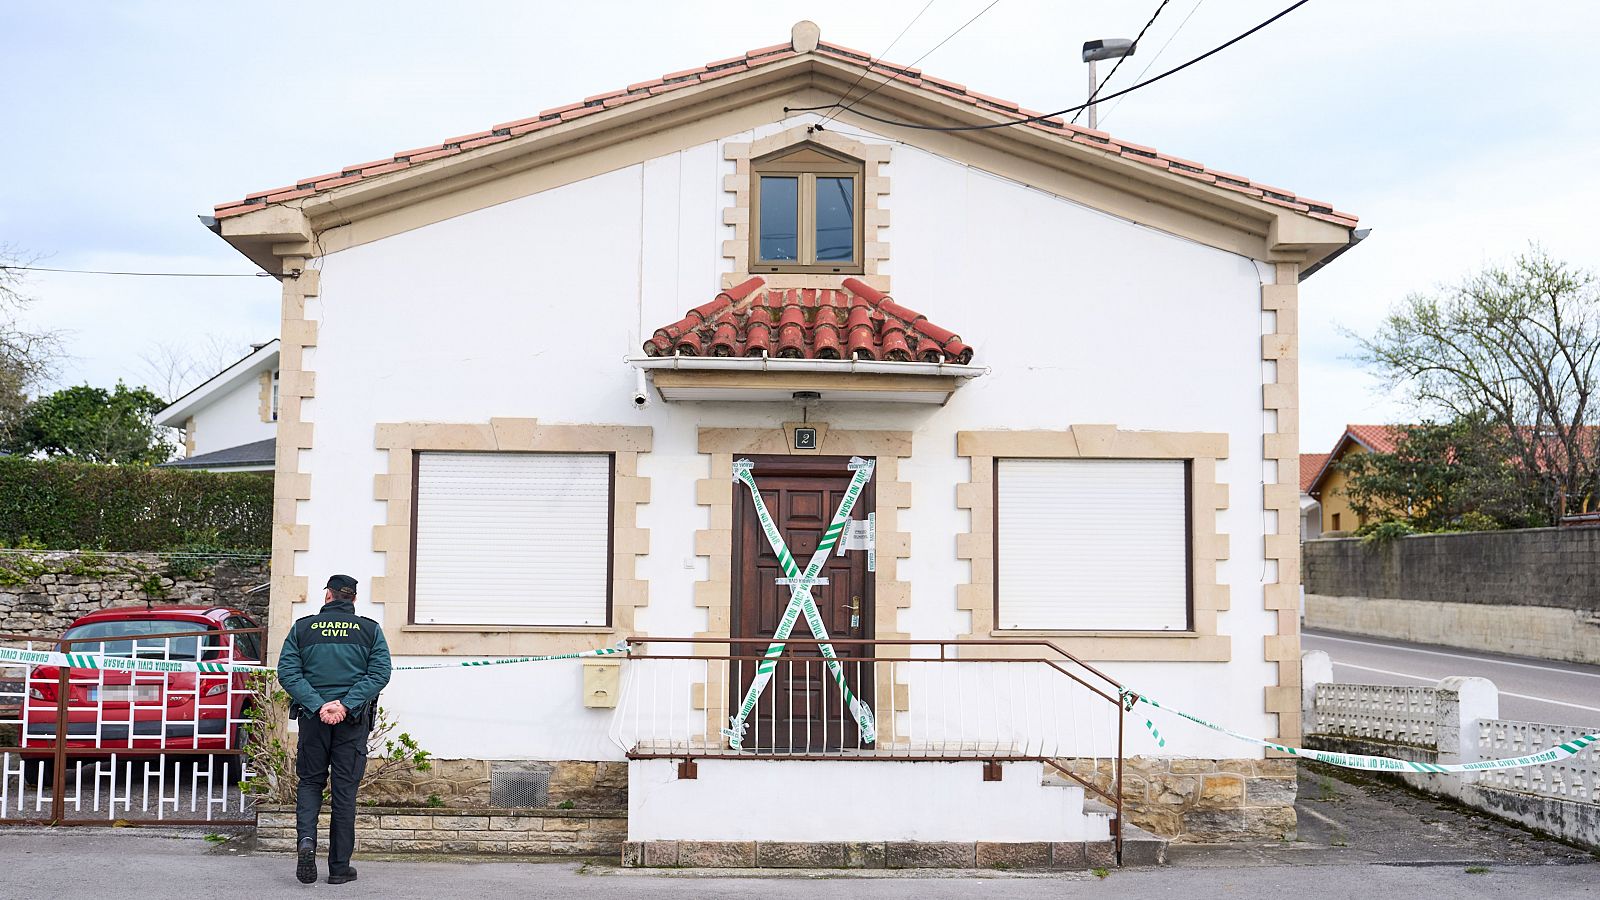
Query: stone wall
xmin=256 ymin=805 xmax=627 ymax=856
xmin=0 ymin=551 xmax=270 ymax=638
xmin=1303 ymin=529 xmax=1600 ymax=611
xmin=1049 ymin=756 xmax=1299 ymax=842
xmin=359 ymin=759 xmax=627 ymax=809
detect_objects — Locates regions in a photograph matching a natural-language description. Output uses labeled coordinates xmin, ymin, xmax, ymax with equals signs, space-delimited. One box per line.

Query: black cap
xmin=325 ymin=574 xmax=358 ymax=596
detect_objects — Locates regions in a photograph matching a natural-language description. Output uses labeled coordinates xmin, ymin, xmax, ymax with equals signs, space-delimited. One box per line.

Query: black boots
xmin=296 ymin=838 xmax=317 ymax=884
xmin=328 ymin=867 xmax=358 ymax=885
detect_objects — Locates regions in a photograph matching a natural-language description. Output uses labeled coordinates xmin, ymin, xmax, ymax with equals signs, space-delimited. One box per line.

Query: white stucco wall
xmin=189 ymin=373 xmax=273 ymax=456
xmin=290 ymin=118 xmax=1278 ymax=765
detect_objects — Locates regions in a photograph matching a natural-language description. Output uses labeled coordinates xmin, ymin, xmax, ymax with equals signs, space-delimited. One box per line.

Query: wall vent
xmin=490 ymin=766 xmax=550 ymax=808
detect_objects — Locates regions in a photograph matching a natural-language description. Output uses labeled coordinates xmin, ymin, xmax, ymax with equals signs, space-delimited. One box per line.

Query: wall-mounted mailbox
xmin=583 ymin=660 xmax=621 ymax=708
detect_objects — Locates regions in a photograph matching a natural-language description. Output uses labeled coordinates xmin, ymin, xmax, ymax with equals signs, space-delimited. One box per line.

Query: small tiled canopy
xmin=643 ymin=277 xmax=973 ymax=364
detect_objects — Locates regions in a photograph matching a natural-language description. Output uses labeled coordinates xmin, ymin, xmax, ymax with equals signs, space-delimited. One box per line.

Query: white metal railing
xmin=1 ymin=628 xmax=260 ymax=824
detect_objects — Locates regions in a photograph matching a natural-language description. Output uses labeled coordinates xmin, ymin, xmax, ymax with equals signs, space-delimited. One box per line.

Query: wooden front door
xmin=731 ymin=456 xmax=874 ymax=752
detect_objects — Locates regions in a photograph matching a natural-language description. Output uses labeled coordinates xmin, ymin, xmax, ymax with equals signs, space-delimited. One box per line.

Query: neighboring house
xmin=1300 ymin=452 xmax=1329 ymax=540
xmin=154 ymin=340 xmax=279 ymax=472
xmin=1305 ymin=424 xmax=1402 ymax=534
xmin=205 ymin=23 xmax=1361 ymax=851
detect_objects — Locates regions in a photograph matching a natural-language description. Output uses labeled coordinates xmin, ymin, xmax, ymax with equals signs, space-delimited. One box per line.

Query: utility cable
xmin=821 ymin=0 xmax=940 ymax=126
xmin=0 ymin=265 xmax=272 ymax=278
xmin=1099 ymin=0 xmax=1207 ymax=126
xmin=1071 ymin=0 xmax=1171 ymax=125
xmin=821 ymin=0 xmax=1005 ymax=125
xmin=788 ymin=0 xmax=1312 ymax=133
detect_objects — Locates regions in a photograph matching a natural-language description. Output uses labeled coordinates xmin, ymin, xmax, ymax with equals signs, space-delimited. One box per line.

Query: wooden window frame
xmin=749 ymin=144 xmax=865 ymax=275
xmin=406 ymin=449 xmax=616 ymax=629
xmin=992 ymin=457 xmax=1195 ymax=633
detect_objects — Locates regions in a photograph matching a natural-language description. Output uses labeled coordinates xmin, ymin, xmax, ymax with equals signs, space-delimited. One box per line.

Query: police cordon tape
xmin=0 ymin=642 xmax=632 ymax=675
xmin=1123 ymin=688 xmax=1599 ymax=773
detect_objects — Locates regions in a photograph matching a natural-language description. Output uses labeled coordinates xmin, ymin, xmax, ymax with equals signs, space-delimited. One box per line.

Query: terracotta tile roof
xmin=1299 ymin=453 xmax=1330 ymax=493
xmin=1344 ymin=424 xmax=1404 ymax=454
xmin=642 ymin=276 xmax=972 ymax=364
xmin=214 ymin=36 xmax=1357 ymax=228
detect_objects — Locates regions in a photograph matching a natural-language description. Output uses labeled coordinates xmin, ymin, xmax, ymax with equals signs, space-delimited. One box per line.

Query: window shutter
xmin=413 ymin=452 xmax=611 ymax=626
xmin=997 ymin=458 xmax=1189 ymax=631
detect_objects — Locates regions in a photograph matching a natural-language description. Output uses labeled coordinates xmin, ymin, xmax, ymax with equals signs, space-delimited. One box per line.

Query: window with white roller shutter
xmin=996 ymin=458 xmax=1190 ymax=632
xmin=412 ymin=451 xmax=613 ymax=627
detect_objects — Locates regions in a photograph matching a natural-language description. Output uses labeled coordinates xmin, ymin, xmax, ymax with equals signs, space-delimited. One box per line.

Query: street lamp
xmin=1081 ymin=38 xmax=1135 ymax=130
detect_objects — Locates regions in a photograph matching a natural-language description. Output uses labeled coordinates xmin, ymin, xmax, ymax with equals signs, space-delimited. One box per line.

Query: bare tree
xmin=1352 ymin=247 xmax=1600 ymax=520
xmin=0 ymin=244 xmax=64 ymax=447
xmin=138 ymin=333 xmax=256 ymax=402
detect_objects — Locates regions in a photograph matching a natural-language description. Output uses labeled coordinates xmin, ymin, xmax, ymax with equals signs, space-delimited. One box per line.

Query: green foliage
xmin=556 ymin=799 xmax=575 ymax=810
xmin=203 ymin=833 xmax=228 ymax=844
xmin=5 ymin=382 xmax=173 ymax=465
xmin=0 ymin=455 xmax=271 ymax=551
xmin=1357 ymin=520 xmax=1417 ymax=547
xmin=1091 ymin=867 xmax=1110 ymax=879
xmin=241 ymin=671 xmax=435 ymax=807
xmin=1339 ymin=419 xmax=1546 ymax=533
xmin=426 ymin=793 xmax=445 ymax=808
xmin=1465 ymin=865 xmax=1490 ymax=874
xmin=137 ymin=573 xmax=168 ymax=599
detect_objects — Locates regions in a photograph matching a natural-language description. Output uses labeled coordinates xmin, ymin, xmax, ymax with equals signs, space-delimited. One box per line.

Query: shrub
xmin=0 ymin=456 xmax=271 ymax=552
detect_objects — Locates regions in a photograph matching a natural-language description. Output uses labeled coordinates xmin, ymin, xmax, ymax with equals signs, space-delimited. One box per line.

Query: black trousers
xmin=295 ymin=712 xmax=371 ymax=871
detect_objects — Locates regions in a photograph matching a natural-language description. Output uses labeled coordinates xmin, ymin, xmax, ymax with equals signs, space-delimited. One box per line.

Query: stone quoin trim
xmin=721 ymin=127 xmax=891 ymax=292
xmin=1261 ymin=263 xmax=1303 ymax=747
xmin=265 ymin=261 xmax=318 ymax=662
xmin=954 ymin=425 xmax=1231 ymax=662
xmin=257 ymin=370 xmax=274 ymax=423
xmin=370 ymin=419 xmax=652 ymax=657
xmin=690 ymin=424 xmax=914 ymax=745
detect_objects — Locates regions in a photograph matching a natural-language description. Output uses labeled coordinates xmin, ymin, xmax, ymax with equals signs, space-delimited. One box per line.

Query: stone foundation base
xmin=256 ymin=804 xmax=626 ymax=856
xmin=1047 ymin=757 xmax=1298 ymax=842
xmin=622 ymin=838 xmax=1165 ymax=869
xmin=355 ymin=759 xmax=627 ymax=809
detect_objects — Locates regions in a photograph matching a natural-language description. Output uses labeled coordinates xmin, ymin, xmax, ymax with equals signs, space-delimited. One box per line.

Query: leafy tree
xmin=1339 ymin=419 xmax=1544 ymax=532
xmin=7 ymin=382 xmax=173 ymax=465
xmin=0 ymin=245 xmax=63 ymax=445
xmin=1352 ymin=248 xmax=1600 ymax=520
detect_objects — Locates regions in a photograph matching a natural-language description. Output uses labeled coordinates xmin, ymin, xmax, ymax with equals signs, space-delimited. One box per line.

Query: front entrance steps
xmin=624 ymin=757 xmax=1165 ymax=868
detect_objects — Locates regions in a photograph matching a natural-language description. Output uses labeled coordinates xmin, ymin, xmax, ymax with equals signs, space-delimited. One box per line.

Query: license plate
xmin=92 ymin=685 xmax=160 ymax=702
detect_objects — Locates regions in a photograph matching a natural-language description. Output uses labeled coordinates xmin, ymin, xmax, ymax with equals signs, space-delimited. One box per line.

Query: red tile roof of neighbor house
xmin=1300 ymin=453 xmax=1330 ymax=493
xmin=1344 ymin=424 xmax=1404 ymax=454
xmin=643 ymin=276 xmax=973 ymax=364
xmin=213 ymin=36 xmax=1358 ymax=227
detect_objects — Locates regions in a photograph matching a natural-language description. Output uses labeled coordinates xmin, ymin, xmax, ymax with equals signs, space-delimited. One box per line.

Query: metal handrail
xmin=618 ymin=635 xmax=1129 ymax=862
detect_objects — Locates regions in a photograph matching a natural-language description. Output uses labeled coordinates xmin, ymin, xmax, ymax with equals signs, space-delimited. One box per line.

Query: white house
xmin=155 ymin=340 xmax=279 ymax=472
xmin=208 ymin=23 xmax=1360 ymax=861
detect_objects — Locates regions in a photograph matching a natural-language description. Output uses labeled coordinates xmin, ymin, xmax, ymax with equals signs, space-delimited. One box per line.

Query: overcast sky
xmin=4 ymin=0 xmax=1597 ymax=452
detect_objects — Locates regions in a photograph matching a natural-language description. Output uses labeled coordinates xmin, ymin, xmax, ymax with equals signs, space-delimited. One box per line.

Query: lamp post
xmin=1081 ymin=38 xmax=1135 ymax=130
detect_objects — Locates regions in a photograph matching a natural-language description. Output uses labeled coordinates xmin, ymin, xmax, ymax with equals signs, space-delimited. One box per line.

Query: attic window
xmin=751 ymin=144 xmax=864 ymax=275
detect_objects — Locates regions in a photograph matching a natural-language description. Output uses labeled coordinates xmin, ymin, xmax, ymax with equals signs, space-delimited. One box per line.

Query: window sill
xmin=991 ymin=629 xmax=1201 ymax=639
xmin=402 ymin=625 xmax=615 ymax=634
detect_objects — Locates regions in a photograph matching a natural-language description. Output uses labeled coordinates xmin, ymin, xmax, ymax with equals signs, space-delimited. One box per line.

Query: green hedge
xmin=0 ymin=456 xmax=272 ymax=552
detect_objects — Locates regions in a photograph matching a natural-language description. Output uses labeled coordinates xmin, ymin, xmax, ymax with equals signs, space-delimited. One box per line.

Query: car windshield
xmin=61 ymin=620 xmax=219 ymax=661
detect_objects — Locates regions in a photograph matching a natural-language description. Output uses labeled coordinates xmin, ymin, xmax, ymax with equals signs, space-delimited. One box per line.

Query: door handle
xmin=844 ymin=596 xmax=861 ymax=630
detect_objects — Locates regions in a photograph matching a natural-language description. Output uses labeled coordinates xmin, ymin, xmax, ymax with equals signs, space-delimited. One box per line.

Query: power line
xmin=787 ymin=0 xmax=1313 ymax=134
xmin=822 ymin=0 xmax=1005 ymax=125
xmin=0 ymin=265 xmax=271 ymax=278
xmin=1071 ymin=0 xmax=1172 ymax=126
xmin=822 ymin=0 xmax=940 ymax=127
xmin=1099 ymin=0 xmax=1207 ymax=126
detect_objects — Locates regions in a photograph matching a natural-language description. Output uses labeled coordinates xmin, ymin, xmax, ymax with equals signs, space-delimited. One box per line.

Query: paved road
xmin=1 ymin=767 xmax=1596 ymax=900
xmin=1303 ymin=628 xmax=1600 ymax=728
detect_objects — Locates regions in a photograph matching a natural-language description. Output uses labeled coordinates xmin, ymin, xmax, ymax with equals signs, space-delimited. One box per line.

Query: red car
xmin=23 ymin=606 xmax=264 ymax=760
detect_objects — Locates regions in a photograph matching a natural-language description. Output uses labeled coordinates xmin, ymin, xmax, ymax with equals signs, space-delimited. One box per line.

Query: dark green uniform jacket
xmin=276 ymin=598 xmax=391 ymax=718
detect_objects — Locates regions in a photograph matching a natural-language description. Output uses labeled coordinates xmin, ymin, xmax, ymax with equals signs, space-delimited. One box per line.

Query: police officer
xmin=277 ymin=575 xmax=391 ymax=885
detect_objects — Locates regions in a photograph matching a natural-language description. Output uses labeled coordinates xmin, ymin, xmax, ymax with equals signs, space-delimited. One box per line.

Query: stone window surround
xmin=955 ymin=425 xmax=1232 ymax=662
xmin=689 ymin=422 xmax=914 ymax=743
xmin=371 ymin=418 xmax=652 ymax=657
xmin=722 ymin=126 xmax=890 ymax=292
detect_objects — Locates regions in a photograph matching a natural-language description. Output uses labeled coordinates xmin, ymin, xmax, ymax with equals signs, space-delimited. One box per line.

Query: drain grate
xmin=490 ymin=767 xmax=550 ymax=808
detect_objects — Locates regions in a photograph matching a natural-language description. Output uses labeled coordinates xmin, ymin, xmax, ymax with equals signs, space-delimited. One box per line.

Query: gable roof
xmin=644 ymin=276 xmax=972 ymax=364
xmin=160 ymin=437 xmax=276 ymax=471
xmin=1305 ymin=424 xmax=1409 ymax=495
xmin=212 ymin=23 xmax=1357 ymax=241
xmin=155 ymin=339 xmax=279 ymax=428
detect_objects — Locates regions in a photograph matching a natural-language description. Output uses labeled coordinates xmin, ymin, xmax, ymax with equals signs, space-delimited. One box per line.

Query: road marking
xmin=1297 ymin=803 xmax=1344 ymax=830
xmin=1331 ymin=661 xmax=1600 ymax=715
xmin=1305 ymin=632 xmax=1600 ymax=680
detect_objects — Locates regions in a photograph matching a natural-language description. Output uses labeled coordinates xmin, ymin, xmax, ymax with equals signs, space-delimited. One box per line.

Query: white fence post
xmin=1434 ymin=676 xmax=1498 ymax=782
xmin=1300 ymin=650 xmax=1332 ymax=737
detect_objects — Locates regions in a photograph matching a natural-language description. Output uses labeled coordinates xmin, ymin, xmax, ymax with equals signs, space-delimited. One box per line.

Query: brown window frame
xmin=407 ymin=449 xmax=616 ymax=629
xmin=749 ymin=143 xmax=865 ymax=275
